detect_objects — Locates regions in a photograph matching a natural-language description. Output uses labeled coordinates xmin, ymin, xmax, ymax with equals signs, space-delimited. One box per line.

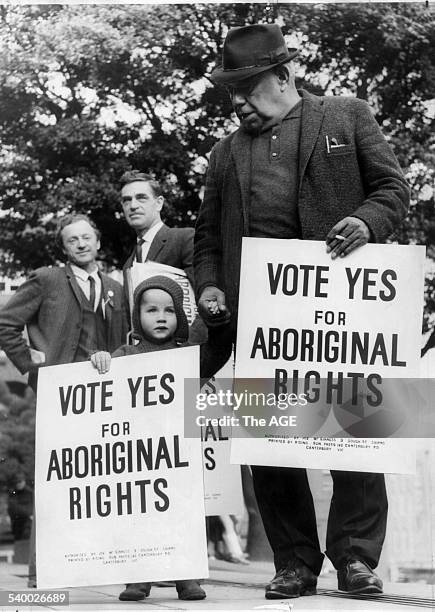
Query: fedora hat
xmin=211 ymin=23 xmax=298 ymax=85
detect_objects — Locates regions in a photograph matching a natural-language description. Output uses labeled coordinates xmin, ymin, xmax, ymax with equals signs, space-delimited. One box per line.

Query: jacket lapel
xmin=298 ymin=89 xmax=325 ymax=186
xmin=230 ymin=130 xmax=252 ymax=234
xmin=65 ymin=264 xmax=84 ymax=308
xmin=100 ymin=274 xmax=113 ymax=330
xmin=147 ymin=224 xmax=168 ymax=261
xmin=125 ymin=249 xmax=135 ymax=269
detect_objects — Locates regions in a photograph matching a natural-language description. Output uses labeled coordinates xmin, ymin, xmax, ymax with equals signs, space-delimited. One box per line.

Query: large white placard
xmin=203 ymin=434 xmax=244 ymax=516
xmin=231 ymin=239 xmax=425 ymax=474
xmin=35 ymin=347 xmax=208 ymax=588
xmin=202 ymin=361 xmax=244 ymax=516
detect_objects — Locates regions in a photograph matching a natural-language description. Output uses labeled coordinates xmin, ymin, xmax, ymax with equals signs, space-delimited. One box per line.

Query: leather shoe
xmin=175 ymin=580 xmax=206 ymax=600
xmin=118 ymin=582 xmax=151 ymax=601
xmin=337 ymin=560 xmax=383 ymax=594
xmin=265 ymin=558 xmax=317 ymax=599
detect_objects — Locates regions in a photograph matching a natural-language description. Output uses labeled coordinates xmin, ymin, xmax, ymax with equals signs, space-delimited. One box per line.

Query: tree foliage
xmin=0 ymin=3 xmax=434 ymax=318
xmin=0 ymin=380 xmax=35 ymax=490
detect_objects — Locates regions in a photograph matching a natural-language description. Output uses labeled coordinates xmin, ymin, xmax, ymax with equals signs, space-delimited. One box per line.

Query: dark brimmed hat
xmin=211 ymin=24 xmax=298 ymax=85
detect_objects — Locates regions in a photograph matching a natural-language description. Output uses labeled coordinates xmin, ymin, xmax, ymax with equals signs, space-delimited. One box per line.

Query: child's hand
xmin=207 ymin=299 xmax=220 ymax=316
xmin=91 ymin=351 xmax=112 ymax=374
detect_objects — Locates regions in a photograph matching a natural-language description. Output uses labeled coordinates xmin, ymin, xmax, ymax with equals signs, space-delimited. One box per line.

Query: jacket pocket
xmin=326 ymin=145 xmax=355 ymax=157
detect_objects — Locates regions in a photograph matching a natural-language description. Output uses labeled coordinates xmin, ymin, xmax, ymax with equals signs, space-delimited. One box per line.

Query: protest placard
xmin=230 ymin=239 xmax=425 ymax=474
xmin=203 ymin=433 xmax=244 ymax=516
xmin=35 ymin=346 xmax=208 ymax=589
xmin=201 ymin=361 xmax=244 ymax=517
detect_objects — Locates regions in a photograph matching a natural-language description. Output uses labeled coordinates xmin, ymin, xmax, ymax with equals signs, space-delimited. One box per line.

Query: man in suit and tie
xmin=0 ymin=213 xmax=128 ymax=392
xmin=120 ymin=171 xmax=194 ymax=309
xmin=194 ymin=24 xmax=410 ymax=600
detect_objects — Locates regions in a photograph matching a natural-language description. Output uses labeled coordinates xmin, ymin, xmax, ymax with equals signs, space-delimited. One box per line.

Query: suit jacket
xmin=123 ymin=223 xmax=194 ymax=309
xmin=0 ymin=264 xmax=128 ymax=376
xmin=194 ymin=90 xmax=410 ymax=319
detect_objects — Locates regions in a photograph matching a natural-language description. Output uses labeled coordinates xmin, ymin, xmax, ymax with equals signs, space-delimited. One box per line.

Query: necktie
xmin=89 ymin=275 xmax=96 ymax=311
xmin=136 ymin=238 xmax=145 ymax=263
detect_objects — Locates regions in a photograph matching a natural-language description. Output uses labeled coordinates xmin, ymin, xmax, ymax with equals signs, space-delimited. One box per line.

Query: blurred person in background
xmin=8 ymin=473 xmax=33 ymax=541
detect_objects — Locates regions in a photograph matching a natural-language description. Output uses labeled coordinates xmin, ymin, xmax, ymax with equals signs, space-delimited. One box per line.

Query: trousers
xmin=251 ymin=465 xmax=387 ymax=575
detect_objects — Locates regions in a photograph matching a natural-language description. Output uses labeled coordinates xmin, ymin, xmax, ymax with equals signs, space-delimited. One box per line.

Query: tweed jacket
xmin=194 ymin=89 xmax=410 ymax=318
xmin=123 ymin=223 xmax=194 ymax=309
xmin=0 ymin=264 xmax=128 ymax=375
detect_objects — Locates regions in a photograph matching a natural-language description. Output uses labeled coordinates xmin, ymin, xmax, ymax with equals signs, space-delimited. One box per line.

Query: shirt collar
xmin=283 ymin=98 xmax=303 ymax=120
xmin=260 ymin=98 xmax=303 ymax=134
xmin=139 ymin=220 xmax=164 ymax=243
xmin=70 ymin=263 xmax=99 ymax=282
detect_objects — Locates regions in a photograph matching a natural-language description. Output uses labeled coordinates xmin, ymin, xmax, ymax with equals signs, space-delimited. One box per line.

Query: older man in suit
xmin=194 ymin=24 xmax=410 ymax=599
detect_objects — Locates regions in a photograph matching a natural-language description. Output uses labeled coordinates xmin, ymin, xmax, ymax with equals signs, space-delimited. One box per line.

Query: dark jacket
xmin=194 ymin=90 xmax=410 ymax=319
xmin=123 ymin=224 xmax=195 ymax=309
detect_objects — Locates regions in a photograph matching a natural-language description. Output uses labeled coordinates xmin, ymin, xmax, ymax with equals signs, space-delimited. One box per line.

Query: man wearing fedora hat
xmin=194 ymin=23 xmax=409 ymax=599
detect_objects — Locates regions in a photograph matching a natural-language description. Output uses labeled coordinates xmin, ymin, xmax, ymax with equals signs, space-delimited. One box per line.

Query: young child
xmin=91 ymin=275 xmax=206 ymax=602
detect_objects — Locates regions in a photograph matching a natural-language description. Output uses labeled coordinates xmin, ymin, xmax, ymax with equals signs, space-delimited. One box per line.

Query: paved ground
xmin=0 ymin=559 xmax=434 ymax=612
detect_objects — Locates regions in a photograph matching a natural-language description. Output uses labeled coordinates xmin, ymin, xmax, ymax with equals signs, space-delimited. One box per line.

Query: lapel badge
xmin=104 ymin=290 xmax=114 ymax=308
